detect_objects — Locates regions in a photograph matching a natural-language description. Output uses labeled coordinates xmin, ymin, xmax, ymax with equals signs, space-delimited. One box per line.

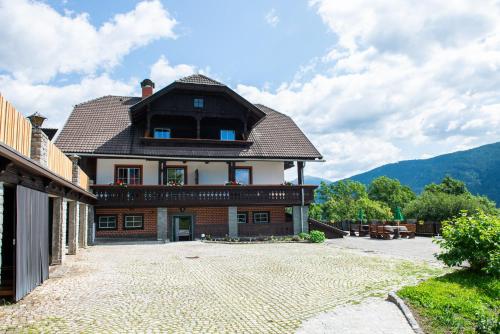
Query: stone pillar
xmin=78 ymin=203 xmax=88 ymax=248
xmin=51 ymin=197 xmax=67 ymax=265
xmin=30 ymin=128 xmax=49 ymax=166
xmin=293 ymin=206 xmax=309 ymax=235
xmin=0 ymin=182 xmax=4 ymax=282
xmin=67 ymin=201 xmax=79 ymax=255
xmin=228 ymin=206 xmax=238 ymax=238
xmin=157 ymin=208 xmax=168 ymax=242
xmin=87 ymin=205 xmax=95 ymax=246
xmin=69 ymin=154 xmax=80 ymax=185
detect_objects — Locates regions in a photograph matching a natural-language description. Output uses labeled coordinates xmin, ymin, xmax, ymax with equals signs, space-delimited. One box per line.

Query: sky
xmin=1 ymin=0 xmax=500 ymax=181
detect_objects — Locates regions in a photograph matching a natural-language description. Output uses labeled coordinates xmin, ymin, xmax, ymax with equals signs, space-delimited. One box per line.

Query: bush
xmin=298 ymin=232 xmax=310 ymax=240
xmin=309 ymin=230 xmax=326 ymax=243
xmin=434 ymin=211 xmax=500 ymax=275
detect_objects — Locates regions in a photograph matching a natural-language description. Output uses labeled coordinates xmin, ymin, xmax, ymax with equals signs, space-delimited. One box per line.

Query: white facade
xmin=95 ymin=158 xmax=285 ymax=185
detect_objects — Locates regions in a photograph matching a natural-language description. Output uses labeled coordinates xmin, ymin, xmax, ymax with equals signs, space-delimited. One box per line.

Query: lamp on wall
xmin=27 ymin=111 xmax=47 ymax=128
xmin=180 ymin=207 xmax=186 ymax=213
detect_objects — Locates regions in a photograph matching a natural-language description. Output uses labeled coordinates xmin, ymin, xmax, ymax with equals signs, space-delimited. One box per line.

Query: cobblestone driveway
xmin=0 ymin=242 xmax=440 ymax=333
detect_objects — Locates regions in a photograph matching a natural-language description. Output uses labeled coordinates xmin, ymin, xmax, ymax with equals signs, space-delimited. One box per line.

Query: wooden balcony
xmin=91 ymin=184 xmax=317 ymax=208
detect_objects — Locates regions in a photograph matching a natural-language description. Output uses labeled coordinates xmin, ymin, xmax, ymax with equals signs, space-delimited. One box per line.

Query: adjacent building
xmin=56 ymin=75 xmax=322 ymax=241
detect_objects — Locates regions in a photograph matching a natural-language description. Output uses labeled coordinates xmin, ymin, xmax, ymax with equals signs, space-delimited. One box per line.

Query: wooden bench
xmin=369 ymin=224 xmax=392 ymax=239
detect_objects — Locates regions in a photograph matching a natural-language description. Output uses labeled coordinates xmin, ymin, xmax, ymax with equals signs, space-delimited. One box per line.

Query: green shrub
xmin=298 ymin=232 xmax=310 ymax=240
xmin=434 ymin=210 xmax=500 ymax=275
xmin=309 ymin=230 xmax=326 ymax=243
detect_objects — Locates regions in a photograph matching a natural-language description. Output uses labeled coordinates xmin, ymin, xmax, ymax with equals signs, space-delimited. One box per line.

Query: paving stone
xmin=0 ymin=241 xmax=441 ymax=333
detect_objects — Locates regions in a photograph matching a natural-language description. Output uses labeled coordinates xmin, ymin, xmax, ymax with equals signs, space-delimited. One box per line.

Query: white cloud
xmin=0 ymin=0 xmax=177 ymax=82
xmin=241 ymin=0 xmax=500 ymax=180
xmin=149 ymin=55 xmax=197 ymax=88
xmin=265 ymin=9 xmax=280 ymax=28
xmin=0 ymin=74 xmax=136 ymax=128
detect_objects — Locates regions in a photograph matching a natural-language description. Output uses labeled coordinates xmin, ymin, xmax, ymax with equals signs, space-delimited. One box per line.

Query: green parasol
xmin=358 ymin=208 xmax=365 ymax=222
xmin=394 ymin=206 xmax=405 ymax=221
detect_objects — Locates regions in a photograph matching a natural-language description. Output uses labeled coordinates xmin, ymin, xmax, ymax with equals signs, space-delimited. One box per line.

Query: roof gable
xmin=130 ymin=74 xmax=265 ymax=122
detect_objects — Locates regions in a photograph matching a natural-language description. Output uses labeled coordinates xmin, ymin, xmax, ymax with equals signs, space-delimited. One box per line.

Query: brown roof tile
xmin=56 ymin=96 xmax=322 ymax=160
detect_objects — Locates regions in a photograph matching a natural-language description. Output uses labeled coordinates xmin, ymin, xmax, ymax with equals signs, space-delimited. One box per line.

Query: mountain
xmin=291 ymin=175 xmax=332 ymax=185
xmin=344 ymin=141 xmax=500 ymax=204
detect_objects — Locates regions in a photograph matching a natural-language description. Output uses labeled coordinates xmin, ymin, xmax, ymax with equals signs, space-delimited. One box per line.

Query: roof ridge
xmin=74 ymin=95 xmax=138 ymax=107
xmin=176 ymin=74 xmax=225 ymax=86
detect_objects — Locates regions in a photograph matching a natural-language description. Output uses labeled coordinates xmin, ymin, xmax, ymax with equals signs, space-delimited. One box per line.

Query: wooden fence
xmin=47 ymin=141 xmax=73 ymax=182
xmin=328 ymin=220 xmax=442 ymax=236
xmin=0 ymin=94 xmax=32 ymax=156
xmin=78 ymin=167 xmax=89 ymax=190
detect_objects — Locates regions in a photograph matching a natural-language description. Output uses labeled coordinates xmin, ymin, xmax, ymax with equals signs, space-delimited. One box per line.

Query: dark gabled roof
xmin=176 ymin=74 xmax=224 ymax=86
xmin=130 ymin=74 xmax=266 ymax=121
xmin=55 ymin=96 xmax=322 ymax=160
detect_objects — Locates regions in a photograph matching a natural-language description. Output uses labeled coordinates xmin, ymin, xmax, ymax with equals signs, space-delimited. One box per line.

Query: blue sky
xmin=1 ymin=0 xmax=500 ymax=180
xmin=48 ymin=0 xmax=332 ymax=89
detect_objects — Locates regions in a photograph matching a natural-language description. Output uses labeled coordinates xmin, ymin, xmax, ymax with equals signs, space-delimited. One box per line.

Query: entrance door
xmin=172 ymin=216 xmax=193 ymax=241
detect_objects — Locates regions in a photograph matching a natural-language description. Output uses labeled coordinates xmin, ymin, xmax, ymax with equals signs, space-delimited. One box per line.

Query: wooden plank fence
xmin=47 ymin=141 xmax=73 ymax=182
xmin=78 ymin=167 xmax=89 ymax=190
xmin=0 ymin=94 xmax=32 ymax=157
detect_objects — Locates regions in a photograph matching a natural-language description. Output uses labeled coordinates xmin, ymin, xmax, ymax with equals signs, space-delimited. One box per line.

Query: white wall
xmin=96 ymin=159 xmax=159 ymax=185
xmin=96 ymin=159 xmax=285 ymax=185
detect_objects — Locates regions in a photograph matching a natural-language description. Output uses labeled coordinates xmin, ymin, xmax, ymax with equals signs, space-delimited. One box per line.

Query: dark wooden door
xmin=15 ymin=186 xmax=49 ymax=301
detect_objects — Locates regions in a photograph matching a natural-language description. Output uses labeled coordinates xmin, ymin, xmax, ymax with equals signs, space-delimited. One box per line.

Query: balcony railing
xmin=91 ymin=185 xmax=317 ymax=207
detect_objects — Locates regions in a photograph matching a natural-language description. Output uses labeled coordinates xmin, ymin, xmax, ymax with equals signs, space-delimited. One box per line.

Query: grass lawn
xmin=398 ymin=270 xmax=499 ymax=334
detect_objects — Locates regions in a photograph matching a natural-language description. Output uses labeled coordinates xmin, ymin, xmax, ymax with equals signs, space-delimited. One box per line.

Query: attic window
xmin=194 ymin=98 xmax=204 ymax=109
xmin=220 ymin=129 xmax=235 ymax=141
xmin=154 ymin=128 xmax=171 ymax=139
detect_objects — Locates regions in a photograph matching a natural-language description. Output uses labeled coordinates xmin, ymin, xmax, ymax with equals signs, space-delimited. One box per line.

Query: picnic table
xmin=369 ymin=224 xmax=416 ymax=239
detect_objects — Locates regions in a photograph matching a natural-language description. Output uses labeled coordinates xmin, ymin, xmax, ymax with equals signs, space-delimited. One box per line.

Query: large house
xmin=55 ymin=75 xmax=322 ymax=241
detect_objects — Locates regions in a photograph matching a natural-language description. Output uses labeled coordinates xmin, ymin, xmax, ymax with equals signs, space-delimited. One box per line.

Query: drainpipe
xmin=300 ymin=187 xmax=305 ymax=233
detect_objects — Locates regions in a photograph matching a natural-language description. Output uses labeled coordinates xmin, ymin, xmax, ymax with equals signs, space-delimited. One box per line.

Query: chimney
xmin=141 ymin=79 xmax=155 ymax=99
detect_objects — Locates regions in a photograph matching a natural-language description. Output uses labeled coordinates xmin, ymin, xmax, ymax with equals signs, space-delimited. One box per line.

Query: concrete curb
xmin=387 ymin=292 xmax=424 ymax=334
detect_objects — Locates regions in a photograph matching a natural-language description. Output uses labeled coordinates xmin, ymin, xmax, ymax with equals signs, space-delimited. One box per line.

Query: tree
xmin=367 ymin=176 xmax=416 ymax=212
xmin=404 ymin=191 xmax=498 ymax=222
xmin=424 ymin=176 xmax=470 ymax=195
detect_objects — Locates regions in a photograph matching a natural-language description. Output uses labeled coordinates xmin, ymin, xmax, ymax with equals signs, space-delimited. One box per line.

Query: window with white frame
xmin=154 ymin=128 xmax=171 ymax=139
xmin=165 ymin=167 xmax=186 ymax=185
xmin=237 ymin=212 xmax=247 ymax=224
xmin=253 ymin=212 xmax=270 ymax=224
xmin=220 ymin=129 xmax=235 ymax=141
xmin=98 ymin=216 xmax=116 ymax=230
xmin=124 ymin=215 xmax=144 ymax=229
xmin=115 ymin=166 xmax=142 ymax=185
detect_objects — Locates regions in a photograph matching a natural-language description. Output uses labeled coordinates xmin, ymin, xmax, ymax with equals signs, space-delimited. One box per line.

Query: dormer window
xmin=220 ymin=129 xmax=235 ymax=141
xmin=193 ymin=98 xmax=204 ymax=109
xmin=154 ymin=128 xmax=171 ymax=139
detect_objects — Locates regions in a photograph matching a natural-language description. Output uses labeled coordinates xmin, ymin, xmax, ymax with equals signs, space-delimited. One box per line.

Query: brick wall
xmin=95 ymin=208 xmax=157 ymax=239
xmin=169 ymin=207 xmax=228 ymax=238
xmin=237 ymin=206 xmax=292 ymax=236
xmin=94 ymin=206 xmax=290 ymax=239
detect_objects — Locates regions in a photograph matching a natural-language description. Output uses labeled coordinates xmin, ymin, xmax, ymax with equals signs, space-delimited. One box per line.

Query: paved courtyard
xmin=0 ymin=240 xmax=442 ymax=333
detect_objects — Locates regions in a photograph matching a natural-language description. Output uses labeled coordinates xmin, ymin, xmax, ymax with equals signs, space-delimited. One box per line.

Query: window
xmin=253 ymin=212 xmax=270 ymax=224
xmin=220 ymin=129 xmax=235 ymax=141
xmin=154 ymin=128 xmax=171 ymax=139
xmin=166 ymin=166 xmax=187 ymax=185
xmin=194 ymin=98 xmax=204 ymax=109
xmin=237 ymin=212 xmax=247 ymax=224
xmin=234 ymin=167 xmax=252 ymax=185
xmin=124 ymin=215 xmax=144 ymax=229
xmin=115 ymin=166 xmax=142 ymax=185
xmin=98 ymin=216 xmax=116 ymax=230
